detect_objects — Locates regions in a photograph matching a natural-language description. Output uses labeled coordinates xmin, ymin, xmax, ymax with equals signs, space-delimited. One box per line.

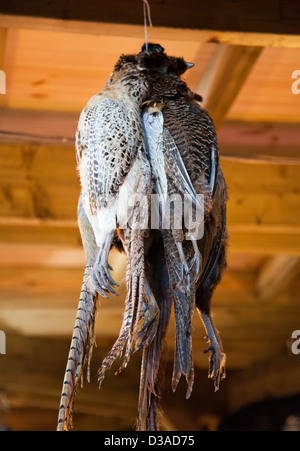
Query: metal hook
xmin=143 ymin=0 xmax=153 ymax=51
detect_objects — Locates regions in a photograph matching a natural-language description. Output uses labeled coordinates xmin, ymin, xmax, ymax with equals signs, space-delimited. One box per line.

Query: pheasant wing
xmin=77 ymin=96 xmax=143 ymax=215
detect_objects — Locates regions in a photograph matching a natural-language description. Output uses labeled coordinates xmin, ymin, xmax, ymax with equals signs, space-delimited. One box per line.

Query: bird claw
xmin=203 ymin=341 xmax=226 ymax=391
xmin=92 ymin=248 xmax=119 ymax=298
xmin=93 ymin=264 xmax=118 ymax=297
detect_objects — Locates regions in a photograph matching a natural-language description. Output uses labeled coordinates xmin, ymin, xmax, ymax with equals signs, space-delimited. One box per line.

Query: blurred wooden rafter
xmin=198 ymin=45 xmax=263 ymax=129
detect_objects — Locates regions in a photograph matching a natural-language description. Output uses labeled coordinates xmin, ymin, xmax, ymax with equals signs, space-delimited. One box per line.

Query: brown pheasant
xmin=136 ymin=44 xmax=228 ymax=428
xmin=57 ymin=45 xmax=228 ymax=432
xmin=57 ymin=54 xmax=155 ymax=431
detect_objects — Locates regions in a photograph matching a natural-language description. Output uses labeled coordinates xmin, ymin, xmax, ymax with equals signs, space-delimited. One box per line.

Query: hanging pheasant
xmin=137 ymin=44 xmax=227 ymax=429
xmin=57 ymin=54 xmax=154 ymax=431
xmin=57 ymin=44 xmax=228 ymax=432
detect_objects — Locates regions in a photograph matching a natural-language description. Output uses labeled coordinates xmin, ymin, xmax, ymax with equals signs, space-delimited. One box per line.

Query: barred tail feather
xmin=57 ymin=265 xmax=98 ymax=431
xmin=162 ymin=230 xmax=195 ymax=397
xmin=137 ymin=245 xmax=172 ymax=431
xmin=98 ymin=220 xmax=150 ymax=385
xmin=97 ymin=255 xmax=133 ymax=385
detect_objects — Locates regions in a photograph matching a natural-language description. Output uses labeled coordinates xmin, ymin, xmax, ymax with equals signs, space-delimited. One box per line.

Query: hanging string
xmin=143 ymin=0 xmax=153 ymax=51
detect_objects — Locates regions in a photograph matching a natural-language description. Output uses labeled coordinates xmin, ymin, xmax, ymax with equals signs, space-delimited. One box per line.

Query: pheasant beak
xmin=186 ymin=62 xmax=195 ymax=70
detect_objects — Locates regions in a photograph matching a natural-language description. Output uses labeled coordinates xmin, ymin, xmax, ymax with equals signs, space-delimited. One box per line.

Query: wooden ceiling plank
xmin=1 ymin=224 xmax=300 ymax=257
xmin=1 ymin=110 xmax=300 ymax=160
xmin=0 ymin=30 xmax=299 ymax=120
xmin=0 ymin=28 xmax=7 ymax=67
xmin=229 ymin=225 xmax=300 ymax=256
xmin=227 ymin=353 xmax=300 ymax=414
xmin=0 ymin=222 xmax=300 ymax=256
xmin=257 ymin=255 xmax=300 ymax=302
xmin=1 ymin=15 xmax=300 ymax=48
xmin=0 ymin=28 xmax=7 ymax=100
xmin=198 ymin=45 xmax=263 ymax=129
xmin=2 ymin=298 xmax=300 ymax=370
xmin=1 ymin=0 xmax=300 ymax=36
xmin=0 ymin=142 xmax=300 ymax=229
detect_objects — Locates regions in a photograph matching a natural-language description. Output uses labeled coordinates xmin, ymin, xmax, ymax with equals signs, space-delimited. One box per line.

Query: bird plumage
xmin=137 ymin=44 xmax=227 ymax=394
xmin=57 ymin=44 xmax=228 ymax=432
xmin=58 ymin=55 xmax=154 ymax=430
xmin=57 ymin=196 xmax=99 ymax=431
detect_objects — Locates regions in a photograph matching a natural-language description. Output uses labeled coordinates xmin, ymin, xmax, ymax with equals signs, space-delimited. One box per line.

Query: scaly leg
xmin=135 ymin=278 xmax=160 ymax=351
xmin=176 ymin=241 xmax=191 ymax=286
xmin=199 ymin=311 xmax=226 ymax=391
xmin=189 ymin=239 xmax=202 ymax=284
xmin=92 ymin=231 xmax=119 ymax=297
xmin=176 ymin=240 xmax=202 ymax=288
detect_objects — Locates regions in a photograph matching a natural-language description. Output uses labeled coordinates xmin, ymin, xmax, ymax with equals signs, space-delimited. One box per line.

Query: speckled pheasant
xmin=136 ymin=44 xmax=228 ymax=428
xmin=57 ymin=54 xmax=155 ymax=431
xmin=57 ymin=45 xmax=228 ymax=432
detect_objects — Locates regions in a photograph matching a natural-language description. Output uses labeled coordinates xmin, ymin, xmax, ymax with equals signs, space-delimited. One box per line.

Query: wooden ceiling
xmin=0 ymin=0 xmax=300 ymax=431
xmin=1 ymin=28 xmax=300 ymax=122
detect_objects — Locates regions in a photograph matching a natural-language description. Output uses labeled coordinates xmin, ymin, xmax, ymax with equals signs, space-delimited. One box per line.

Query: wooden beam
xmin=0 ymin=243 xmax=84 ymax=269
xmin=1 ymin=0 xmax=300 ymax=36
xmin=0 ymin=108 xmax=78 ymax=144
xmin=0 ymin=142 xmax=299 ymax=230
xmin=0 ymin=217 xmax=80 ymax=246
xmin=1 ymin=260 xmax=300 ymax=369
xmin=0 ymin=244 xmax=262 ymax=271
xmin=1 ymin=331 xmax=299 ymax=431
xmin=1 ymin=15 xmax=300 ymax=49
xmin=227 ymin=353 xmax=300 ymax=414
xmin=198 ymin=45 xmax=263 ymax=129
xmin=1 ymin=221 xmax=300 ymax=256
xmin=0 ymin=260 xmax=255 ymax=308
xmin=0 ymin=142 xmax=80 ymax=221
xmin=0 ymin=28 xmax=6 ymax=68
xmin=257 ymin=255 xmax=300 ymax=302
xmin=221 ymin=157 xmax=300 ymax=229
xmin=0 ymin=29 xmax=7 ymax=99
xmin=0 ymin=140 xmax=299 ymax=255
xmin=219 ymin=121 xmax=300 ymax=158
xmin=229 ymin=225 xmax=300 ymax=256
xmin=2 ymin=275 xmax=300 ymax=370
xmin=2 ymin=110 xmax=300 ymax=161
xmin=0 ymin=331 xmax=225 ymax=432
xmin=0 ymin=332 xmax=142 ymax=431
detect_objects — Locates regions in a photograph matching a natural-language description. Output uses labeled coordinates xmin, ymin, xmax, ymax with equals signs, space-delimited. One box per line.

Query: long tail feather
xmin=162 ymin=230 xmax=196 ymax=398
xmin=97 ymin=252 xmax=133 ymax=385
xmin=57 ymin=265 xmax=98 ymax=431
xmin=125 ymin=227 xmax=147 ymax=358
xmin=137 ymin=242 xmax=172 ymax=431
xmin=98 ymin=218 xmax=152 ymax=385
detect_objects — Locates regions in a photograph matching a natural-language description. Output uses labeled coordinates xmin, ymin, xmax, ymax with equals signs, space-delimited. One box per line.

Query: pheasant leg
xmin=188 ymin=239 xmax=202 ymax=284
xmin=176 ymin=242 xmax=191 ymax=287
xmin=92 ymin=232 xmax=119 ymax=297
xmin=200 ymin=312 xmax=226 ymax=391
xmin=135 ymin=279 xmax=160 ymax=351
